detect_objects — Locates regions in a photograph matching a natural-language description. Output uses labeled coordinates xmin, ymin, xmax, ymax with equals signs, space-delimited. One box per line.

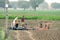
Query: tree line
xmin=0 ymin=0 xmax=60 ymax=10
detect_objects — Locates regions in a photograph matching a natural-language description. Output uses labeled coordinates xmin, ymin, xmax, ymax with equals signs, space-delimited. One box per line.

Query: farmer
xmin=39 ymin=21 xmax=43 ymax=28
xmin=44 ymin=21 xmax=49 ymax=30
xmin=15 ymin=19 xmax=19 ymax=28
xmin=11 ymin=17 xmax=18 ymax=27
xmin=21 ymin=16 xmax=25 ymax=28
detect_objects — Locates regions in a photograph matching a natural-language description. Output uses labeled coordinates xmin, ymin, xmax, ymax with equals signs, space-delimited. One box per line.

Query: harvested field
xmin=8 ymin=29 xmax=60 ymax=40
xmin=0 ymin=19 xmax=60 ymax=40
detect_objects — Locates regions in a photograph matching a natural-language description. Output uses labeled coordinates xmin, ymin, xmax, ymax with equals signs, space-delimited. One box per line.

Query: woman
xmin=15 ymin=19 xmax=19 ymax=28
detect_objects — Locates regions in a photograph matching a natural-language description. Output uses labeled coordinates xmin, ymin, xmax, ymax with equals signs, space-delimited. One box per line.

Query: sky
xmin=9 ymin=0 xmax=60 ymax=3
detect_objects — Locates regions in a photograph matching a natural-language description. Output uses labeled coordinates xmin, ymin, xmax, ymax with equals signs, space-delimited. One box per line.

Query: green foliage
xmin=18 ymin=1 xmax=30 ymax=10
xmin=30 ymin=0 xmax=44 ymax=10
xmin=0 ymin=15 xmax=60 ymax=20
xmin=9 ymin=16 xmax=16 ymax=19
xmin=0 ymin=0 xmax=5 ymax=8
xmin=0 ymin=15 xmax=5 ymax=19
xmin=0 ymin=28 xmax=4 ymax=40
xmin=9 ymin=1 xmax=18 ymax=9
xmin=51 ymin=3 xmax=60 ymax=9
xmin=0 ymin=32 xmax=2 ymax=40
xmin=25 ymin=16 xmax=37 ymax=19
xmin=0 ymin=10 xmax=60 ymax=20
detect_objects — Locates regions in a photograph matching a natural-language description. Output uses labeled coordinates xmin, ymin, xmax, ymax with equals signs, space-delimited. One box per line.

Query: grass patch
xmin=0 ymin=28 xmax=5 ymax=40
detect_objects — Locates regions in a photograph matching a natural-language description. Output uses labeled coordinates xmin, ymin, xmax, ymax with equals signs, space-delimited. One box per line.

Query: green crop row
xmin=0 ymin=10 xmax=60 ymax=20
xmin=0 ymin=15 xmax=60 ymax=20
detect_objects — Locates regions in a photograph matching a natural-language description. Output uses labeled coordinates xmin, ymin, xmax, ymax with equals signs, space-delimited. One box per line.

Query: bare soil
xmin=0 ymin=19 xmax=60 ymax=40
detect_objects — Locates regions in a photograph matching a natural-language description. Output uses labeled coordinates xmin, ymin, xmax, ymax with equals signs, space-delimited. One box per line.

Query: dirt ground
xmin=0 ymin=19 xmax=60 ymax=40
xmin=9 ymin=29 xmax=60 ymax=40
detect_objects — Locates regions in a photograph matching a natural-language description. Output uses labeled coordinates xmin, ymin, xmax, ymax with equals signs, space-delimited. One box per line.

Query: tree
xmin=39 ymin=2 xmax=48 ymax=9
xmin=9 ymin=1 xmax=18 ymax=9
xmin=30 ymin=0 xmax=44 ymax=10
xmin=18 ymin=1 xmax=30 ymax=10
xmin=51 ymin=3 xmax=60 ymax=9
xmin=0 ymin=0 xmax=5 ymax=8
xmin=8 ymin=3 xmax=12 ymax=8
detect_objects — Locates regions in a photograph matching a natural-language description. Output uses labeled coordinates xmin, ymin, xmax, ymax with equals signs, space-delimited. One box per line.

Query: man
xmin=44 ymin=21 xmax=49 ymax=30
xmin=39 ymin=21 xmax=43 ymax=28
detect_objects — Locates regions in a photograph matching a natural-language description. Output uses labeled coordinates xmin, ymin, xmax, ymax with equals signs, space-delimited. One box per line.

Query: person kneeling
xmin=15 ymin=19 xmax=19 ymax=29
